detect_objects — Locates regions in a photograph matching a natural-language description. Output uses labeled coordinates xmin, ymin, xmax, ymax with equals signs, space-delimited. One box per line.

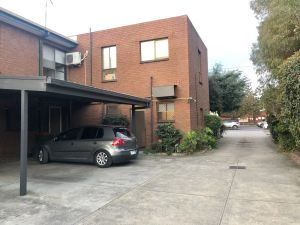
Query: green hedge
xmin=269 ymin=50 xmax=300 ymax=151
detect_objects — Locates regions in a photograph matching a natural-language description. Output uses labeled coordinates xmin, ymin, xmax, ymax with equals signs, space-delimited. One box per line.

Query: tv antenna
xmin=45 ymin=0 xmax=54 ymax=28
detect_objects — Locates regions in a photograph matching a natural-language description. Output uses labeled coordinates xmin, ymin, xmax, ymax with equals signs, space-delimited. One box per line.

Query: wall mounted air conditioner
xmin=66 ymin=52 xmax=82 ymax=66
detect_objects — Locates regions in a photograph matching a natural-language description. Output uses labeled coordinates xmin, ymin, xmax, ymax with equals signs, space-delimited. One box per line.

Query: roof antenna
xmin=45 ymin=0 xmax=54 ymax=28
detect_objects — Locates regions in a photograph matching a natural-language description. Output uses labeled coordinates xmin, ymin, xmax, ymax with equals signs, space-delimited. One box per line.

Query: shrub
xmin=155 ymin=123 xmax=182 ymax=154
xmin=102 ymin=115 xmax=129 ymax=127
xmin=198 ymin=127 xmax=217 ymax=150
xmin=178 ymin=127 xmax=217 ymax=153
xmin=204 ymin=114 xmax=223 ymax=137
xmin=178 ymin=131 xmax=200 ymax=154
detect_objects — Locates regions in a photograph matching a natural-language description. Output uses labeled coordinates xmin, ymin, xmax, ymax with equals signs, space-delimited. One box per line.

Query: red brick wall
xmin=68 ymin=16 xmax=195 ymax=145
xmin=0 ymin=23 xmax=39 ymax=76
xmin=71 ymin=103 xmax=104 ymax=127
xmin=68 ymin=16 xmax=209 ymax=145
xmin=187 ymin=18 xmax=210 ymax=130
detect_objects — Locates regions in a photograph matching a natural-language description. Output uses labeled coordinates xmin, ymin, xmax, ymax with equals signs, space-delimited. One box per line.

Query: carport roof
xmin=0 ymin=76 xmax=150 ymax=107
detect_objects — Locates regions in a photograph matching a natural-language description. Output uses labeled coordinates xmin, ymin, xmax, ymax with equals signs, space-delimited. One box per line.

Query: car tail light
xmin=112 ymin=137 xmax=125 ymax=147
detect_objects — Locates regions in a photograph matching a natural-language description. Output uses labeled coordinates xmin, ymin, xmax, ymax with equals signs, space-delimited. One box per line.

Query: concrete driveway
xmin=0 ymin=126 xmax=299 ymax=225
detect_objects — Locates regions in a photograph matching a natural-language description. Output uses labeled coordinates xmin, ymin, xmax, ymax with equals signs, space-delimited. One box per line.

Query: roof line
xmin=0 ymin=7 xmax=77 ymax=49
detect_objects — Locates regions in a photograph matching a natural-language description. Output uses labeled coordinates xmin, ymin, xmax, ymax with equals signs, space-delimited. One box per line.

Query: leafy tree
xmin=250 ymin=0 xmax=300 ymax=151
xmin=209 ymin=63 xmax=249 ymax=114
xmin=250 ymin=0 xmax=300 ymax=75
xmin=238 ymin=90 xmax=261 ymax=122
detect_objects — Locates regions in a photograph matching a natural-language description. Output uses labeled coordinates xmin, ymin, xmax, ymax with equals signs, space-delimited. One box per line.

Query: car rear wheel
xmin=232 ymin=125 xmax=238 ymax=129
xmin=38 ymin=148 xmax=49 ymax=164
xmin=95 ymin=150 xmax=112 ymax=168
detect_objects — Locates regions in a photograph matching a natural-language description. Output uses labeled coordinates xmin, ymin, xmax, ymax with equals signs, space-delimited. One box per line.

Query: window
xmin=105 ymin=104 xmax=121 ymax=116
xmin=43 ymin=45 xmax=66 ymax=80
xmin=141 ymin=38 xmax=169 ymax=62
xmin=102 ymin=46 xmax=117 ymax=81
xmin=157 ymin=102 xmax=174 ymax=122
xmin=81 ymin=127 xmax=104 ymax=139
xmin=198 ymin=49 xmax=202 ymax=85
xmin=57 ymin=128 xmax=81 ymax=141
xmin=113 ymin=128 xmax=131 ymax=138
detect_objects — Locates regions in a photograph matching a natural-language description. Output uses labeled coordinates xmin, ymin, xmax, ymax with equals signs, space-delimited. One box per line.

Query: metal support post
xmin=20 ymin=90 xmax=28 ymax=196
xmin=131 ymin=105 xmax=136 ymax=135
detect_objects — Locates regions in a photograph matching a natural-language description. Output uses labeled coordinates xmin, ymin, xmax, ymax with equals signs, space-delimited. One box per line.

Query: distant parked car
xmin=262 ymin=121 xmax=268 ymax=129
xmin=37 ymin=126 xmax=138 ymax=168
xmin=223 ymin=120 xmax=240 ymax=129
xmin=257 ymin=120 xmax=265 ymax=128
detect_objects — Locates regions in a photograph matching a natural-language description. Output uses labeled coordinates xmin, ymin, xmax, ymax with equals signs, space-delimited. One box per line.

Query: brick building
xmin=0 ymin=7 xmax=209 ymax=160
xmin=68 ymin=15 xmax=209 ymax=146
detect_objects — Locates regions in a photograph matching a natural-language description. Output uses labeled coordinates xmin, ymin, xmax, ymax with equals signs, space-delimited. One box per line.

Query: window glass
xmin=102 ymin=46 xmax=117 ymax=81
xmin=113 ymin=128 xmax=131 ymax=138
xmin=156 ymin=39 xmax=168 ymax=59
xmin=81 ymin=127 xmax=99 ymax=139
xmin=141 ymin=41 xmax=154 ymax=61
xmin=141 ymin=39 xmax=168 ymax=62
xmin=158 ymin=103 xmax=174 ymax=122
xmin=55 ymin=49 xmax=65 ymax=64
xmin=58 ymin=128 xmax=81 ymax=141
xmin=110 ymin=46 xmax=117 ymax=68
xmin=103 ymin=47 xmax=110 ymax=69
xmin=43 ymin=45 xmax=54 ymax=61
xmin=96 ymin=128 xmax=104 ymax=138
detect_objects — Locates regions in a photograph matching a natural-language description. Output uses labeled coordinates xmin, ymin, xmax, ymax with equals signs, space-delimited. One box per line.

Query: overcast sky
xmin=1 ymin=0 xmax=259 ymax=88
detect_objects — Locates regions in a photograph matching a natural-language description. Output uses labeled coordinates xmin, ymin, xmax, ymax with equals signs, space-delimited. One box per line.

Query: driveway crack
xmin=218 ymin=161 xmax=238 ymax=225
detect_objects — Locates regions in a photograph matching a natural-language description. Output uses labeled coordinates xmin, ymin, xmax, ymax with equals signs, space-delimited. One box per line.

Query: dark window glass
xmin=113 ymin=128 xmax=131 ymax=138
xmin=96 ymin=128 xmax=104 ymax=139
xmin=81 ymin=127 xmax=99 ymax=139
xmin=57 ymin=128 xmax=81 ymax=141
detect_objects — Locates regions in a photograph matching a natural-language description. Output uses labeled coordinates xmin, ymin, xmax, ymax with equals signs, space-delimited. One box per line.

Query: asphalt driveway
xmin=0 ymin=126 xmax=299 ymax=225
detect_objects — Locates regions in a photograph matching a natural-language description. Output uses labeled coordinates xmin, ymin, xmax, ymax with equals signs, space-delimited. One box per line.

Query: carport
xmin=0 ymin=75 xmax=150 ymax=196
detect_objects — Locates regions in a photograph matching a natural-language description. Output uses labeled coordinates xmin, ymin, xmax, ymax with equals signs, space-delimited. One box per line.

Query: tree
xmin=209 ymin=63 xmax=249 ymax=115
xmin=238 ymin=90 xmax=261 ymax=122
xmin=250 ymin=0 xmax=300 ymax=75
xmin=250 ymin=0 xmax=300 ymax=151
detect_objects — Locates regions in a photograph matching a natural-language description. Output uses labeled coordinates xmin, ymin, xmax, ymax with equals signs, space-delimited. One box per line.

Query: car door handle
xmin=71 ymin=142 xmax=74 ymax=145
xmin=93 ymin=141 xmax=97 ymax=144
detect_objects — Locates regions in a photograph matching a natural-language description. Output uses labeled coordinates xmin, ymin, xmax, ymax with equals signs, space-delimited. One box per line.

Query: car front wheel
xmin=95 ymin=150 xmax=112 ymax=168
xmin=232 ymin=125 xmax=238 ymax=129
xmin=38 ymin=148 xmax=49 ymax=164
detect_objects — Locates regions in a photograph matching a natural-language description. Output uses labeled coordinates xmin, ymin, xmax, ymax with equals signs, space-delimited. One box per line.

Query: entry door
xmin=49 ymin=106 xmax=62 ymax=135
xmin=135 ymin=111 xmax=146 ymax=147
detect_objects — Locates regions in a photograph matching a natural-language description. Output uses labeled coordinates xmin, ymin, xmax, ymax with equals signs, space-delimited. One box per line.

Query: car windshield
xmin=113 ymin=128 xmax=131 ymax=138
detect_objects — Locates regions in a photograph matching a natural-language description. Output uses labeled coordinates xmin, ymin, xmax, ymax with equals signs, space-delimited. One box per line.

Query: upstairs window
xmin=43 ymin=45 xmax=66 ymax=80
xmin=141 ymin=38 xmax=169 ymax=62
xmin=102 ymin=46 xmax=117 ymax=81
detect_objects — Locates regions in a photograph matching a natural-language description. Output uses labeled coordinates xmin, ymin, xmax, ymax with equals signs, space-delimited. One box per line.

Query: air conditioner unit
xmin=66 ymin=52 xmax=82 ymax=66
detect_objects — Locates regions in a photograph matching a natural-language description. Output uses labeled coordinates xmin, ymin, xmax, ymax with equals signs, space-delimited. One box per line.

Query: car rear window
xmin=113 ymin=128 xmax=131 ymax=138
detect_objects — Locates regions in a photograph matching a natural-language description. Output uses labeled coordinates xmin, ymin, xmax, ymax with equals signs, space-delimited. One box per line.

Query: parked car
xmin=257 ymin=120 xmax=265 ymax=128
xmin=262 ymin=121 xmax=268 ymax=129
xmin=37 ymin=126 xmax=138 ymax=168
xmin=223 ymin=120 xmax=240 ymax=129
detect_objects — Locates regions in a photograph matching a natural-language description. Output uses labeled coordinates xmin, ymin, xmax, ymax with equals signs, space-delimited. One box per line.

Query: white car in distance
xmin=223 ymin=120 xmax=240 ymax=129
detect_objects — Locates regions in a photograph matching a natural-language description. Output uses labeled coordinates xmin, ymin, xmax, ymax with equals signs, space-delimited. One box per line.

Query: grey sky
xmin=1 ymin=0 xmax=259 ymax=88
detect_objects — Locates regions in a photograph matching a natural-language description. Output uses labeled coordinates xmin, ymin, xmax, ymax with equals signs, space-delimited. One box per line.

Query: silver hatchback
xmin=37 ymin=126 xmax=138 ymax=168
